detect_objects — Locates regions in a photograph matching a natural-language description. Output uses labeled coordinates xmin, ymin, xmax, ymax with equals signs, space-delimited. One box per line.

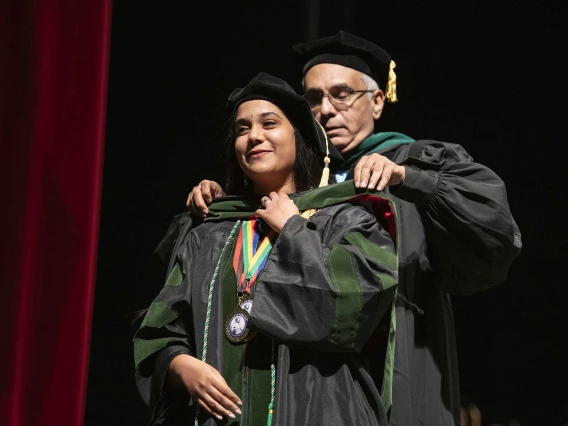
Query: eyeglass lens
xmin=304 ymin=87 xmax=354 ymax=108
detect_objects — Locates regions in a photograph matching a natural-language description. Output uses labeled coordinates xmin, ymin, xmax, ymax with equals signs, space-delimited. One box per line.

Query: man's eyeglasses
xmin=303 ymin=86 xmax=375 ymax=109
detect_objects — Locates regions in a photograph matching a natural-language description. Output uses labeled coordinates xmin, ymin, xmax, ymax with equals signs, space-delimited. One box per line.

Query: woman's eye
xmin=263 ymin=120 xmax=277 ymax=128
xmin=237 ymin=126 xmax=250 ymax=135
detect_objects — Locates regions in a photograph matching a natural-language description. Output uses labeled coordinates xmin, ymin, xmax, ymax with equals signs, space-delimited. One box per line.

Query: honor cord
xmin=195 ymin=220 xmax=241 ymax=426
xmin=267 ymin=339 xmax=276 ymax=426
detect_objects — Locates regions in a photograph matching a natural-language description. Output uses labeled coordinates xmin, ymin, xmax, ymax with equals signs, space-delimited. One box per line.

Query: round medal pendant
xmin=225 ymin=306 xmax=256 ymax=343
xmin=239 ymin=294 xmax=253 ymax=313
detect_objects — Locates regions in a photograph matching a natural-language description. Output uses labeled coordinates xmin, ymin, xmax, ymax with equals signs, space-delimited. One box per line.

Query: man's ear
xmin=372 ymin=90 xmax=385 ymax=120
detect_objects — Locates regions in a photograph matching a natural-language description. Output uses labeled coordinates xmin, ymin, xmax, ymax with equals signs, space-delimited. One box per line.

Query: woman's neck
xmin=252 ymin=179 xmax=295 ymax=196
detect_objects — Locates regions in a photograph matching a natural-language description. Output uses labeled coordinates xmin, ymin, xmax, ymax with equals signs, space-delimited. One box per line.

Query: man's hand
xmin=255 ymin=191 xmax=300 ymax=233
xmin=186 ymin=180 xmax=225 ymax=218
xmin=352 ymin=153 xmax=406 ymax=190
xmin=167 ymin=354 xmax=242 ymax=421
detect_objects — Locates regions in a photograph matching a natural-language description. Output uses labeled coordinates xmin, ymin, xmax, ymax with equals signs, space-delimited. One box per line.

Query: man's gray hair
xmin=360 ymin=72 xmax=379 ymax=91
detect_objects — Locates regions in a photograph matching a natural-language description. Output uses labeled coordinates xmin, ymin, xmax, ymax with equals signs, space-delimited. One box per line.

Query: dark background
xmin=85 ymin=1 xmax=566 ymax=425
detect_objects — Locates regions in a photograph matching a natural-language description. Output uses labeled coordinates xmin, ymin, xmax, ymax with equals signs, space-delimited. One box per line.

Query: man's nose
xmin=319 ymin=95 xmax=336 ymax=115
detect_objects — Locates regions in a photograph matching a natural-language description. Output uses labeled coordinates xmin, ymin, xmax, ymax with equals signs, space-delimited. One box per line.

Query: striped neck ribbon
xmin=233 ymin=218 xmax=275 ymax=293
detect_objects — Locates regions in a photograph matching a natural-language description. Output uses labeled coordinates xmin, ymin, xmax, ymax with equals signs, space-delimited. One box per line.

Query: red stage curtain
xmin=0 ymin=1 xmax=112 ymax=425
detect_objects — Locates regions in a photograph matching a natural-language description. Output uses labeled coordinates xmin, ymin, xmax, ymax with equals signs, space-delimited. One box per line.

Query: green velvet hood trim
xmin=204 ymin=179 xmax=392 ymax=218
xmin=341 ymin=132 xmax=415 ymax=170
xmin=203 ymin=180 xmax=398 ymax=243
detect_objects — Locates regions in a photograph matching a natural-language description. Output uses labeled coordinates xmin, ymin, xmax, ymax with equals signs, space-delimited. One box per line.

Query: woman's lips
xmin=248 ymin=150 xmax=270 ymax=159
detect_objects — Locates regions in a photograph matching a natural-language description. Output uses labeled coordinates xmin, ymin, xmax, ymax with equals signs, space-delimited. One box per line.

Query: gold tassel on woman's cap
xmin=385 ymin=60 xmax=398 ymax=103
xmin=318 ymin=156 xmax=330 ymax=188
xmin=301 ymin=120 xmax=330 ymax=219
xmin=316 ymin=120 xmax=331 ymax=188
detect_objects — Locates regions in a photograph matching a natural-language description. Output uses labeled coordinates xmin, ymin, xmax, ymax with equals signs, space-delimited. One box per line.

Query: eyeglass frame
xmin=302 ymin=85 xmax=376 ymax=110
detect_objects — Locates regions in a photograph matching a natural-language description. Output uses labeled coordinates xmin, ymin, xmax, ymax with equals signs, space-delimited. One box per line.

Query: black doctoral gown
xmin=134 ymin=182 xmax=400 ymax=426
xmin=343 ymin=134 xmax=523 ymax=426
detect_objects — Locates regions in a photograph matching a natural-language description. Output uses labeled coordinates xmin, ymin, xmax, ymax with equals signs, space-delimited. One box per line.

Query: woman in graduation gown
xmin=133 ymin=72 xmax=400 ymax=426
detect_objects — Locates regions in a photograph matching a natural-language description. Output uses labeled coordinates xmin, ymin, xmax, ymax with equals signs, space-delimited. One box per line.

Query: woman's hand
xmin=167 ymin=354 xmax=242 ymax=420
xmin=255 ymin=191 xmax=300 ymax=233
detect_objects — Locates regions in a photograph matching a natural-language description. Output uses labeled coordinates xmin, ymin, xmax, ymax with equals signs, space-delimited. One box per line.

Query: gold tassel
xmin=300 ymin=120 xmax=330 ymax=219
xmin=385 ymin=60 xmax=398 ymax=103
xmin=300 ymin=208 xmax=318 ymax=219
xmin=318 ymin=156 xmax=330 ymax=188
xmin=316 ymin=120 xmax=331 ymax=189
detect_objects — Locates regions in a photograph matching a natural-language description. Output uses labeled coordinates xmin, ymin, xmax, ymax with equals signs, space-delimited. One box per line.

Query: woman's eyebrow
xmin=236 ymin=111 xmax=283 ymax=124
xmin=260 ymin=111 xmax=283 ymax=120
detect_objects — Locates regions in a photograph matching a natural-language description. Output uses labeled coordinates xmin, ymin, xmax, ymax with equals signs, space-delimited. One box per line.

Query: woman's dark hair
xmin=222 ymin=112 xmax=323 ymax=195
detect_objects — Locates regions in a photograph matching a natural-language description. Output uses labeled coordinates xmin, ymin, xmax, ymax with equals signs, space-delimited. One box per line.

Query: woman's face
xmin=234 ymin=99 xmax=296 ymax=194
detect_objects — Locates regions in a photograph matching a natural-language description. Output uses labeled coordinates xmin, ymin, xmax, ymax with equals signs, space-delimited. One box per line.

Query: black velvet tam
xmin=292 ymin=30 xmax=392 ymax=92
xmin=227 ymin=72 xmax=343 ymax=163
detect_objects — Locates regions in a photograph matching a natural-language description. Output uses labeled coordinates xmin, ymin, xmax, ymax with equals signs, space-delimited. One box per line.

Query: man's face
xmin=303 ymin=63 xmax=384 ymax=154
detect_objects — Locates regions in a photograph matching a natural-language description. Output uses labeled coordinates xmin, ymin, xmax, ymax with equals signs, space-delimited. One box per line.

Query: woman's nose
xmin=248 ymin=126 xmax=265 ymax=144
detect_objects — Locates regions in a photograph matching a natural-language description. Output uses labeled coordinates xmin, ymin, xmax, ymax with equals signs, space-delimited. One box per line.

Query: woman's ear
xmin=372 ymin=90 xmax=385 ymax=120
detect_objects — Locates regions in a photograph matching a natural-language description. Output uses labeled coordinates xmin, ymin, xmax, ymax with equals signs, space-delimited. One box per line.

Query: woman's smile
xmin=247 ymin=149 xmax=272 ymax=159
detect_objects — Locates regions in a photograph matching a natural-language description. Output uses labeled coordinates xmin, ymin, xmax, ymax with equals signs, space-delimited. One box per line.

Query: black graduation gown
xmin=343 ymin=137 xmax=523 ymax=426
xmin=134 ymin=183 xmax=400 ymax=426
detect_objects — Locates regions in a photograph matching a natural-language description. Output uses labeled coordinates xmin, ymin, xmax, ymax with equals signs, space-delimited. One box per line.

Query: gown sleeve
xmin=133 ymin=230 xmax=199 ymax=418
xmin=248 ymin=203 xmax=398 ymax=353
xmin=392 ymin=139 xmax=522 ymax=295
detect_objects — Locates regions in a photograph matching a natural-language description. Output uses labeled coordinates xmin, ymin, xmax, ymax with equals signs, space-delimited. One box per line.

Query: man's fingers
xmin=365 ymin=163 xmax=384 ymax=190
xmin=354 ymin=160 xmax=374 ymax=188
xmin=210 ymin=181 xmax=226 ymax=198
xmin=359 ymin=164 xmax=375 ymax=187
xmin=356 ymin=156 xmax=403 ymax=191
xmin=201 ymin=180 xmax=226 ymax=201
xmin=189 ymin=186 xmax=208 ymax=216
xmin=353 ymin=154 xmax=385 ymax=188
xmin=376 ymin=165 xmax=394 ymax=191
xmin=200 ymin=181 xmax=214 ymax=204
xmin=186 ymin=180 xmax=226 ymax=217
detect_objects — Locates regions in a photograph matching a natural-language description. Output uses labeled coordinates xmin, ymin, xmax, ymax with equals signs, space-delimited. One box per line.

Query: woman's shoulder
xmin=169 ymin=218 xmax=242 ymax=255
xmin=293 ymin=181 xmax=390 ymax=224
xmin=190 ymin=218 xmax=242 ymax=240
xmin=311 ymin=202 xmax=377 ymax=228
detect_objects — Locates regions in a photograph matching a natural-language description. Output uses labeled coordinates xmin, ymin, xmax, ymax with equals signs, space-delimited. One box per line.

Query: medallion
xmin=226 ymin=219 xmax=272 ymax=344
xmin=239 ymin=293 xmax=254 ymax=313
xmin=225 ymin=305 xmax=256 ymax=343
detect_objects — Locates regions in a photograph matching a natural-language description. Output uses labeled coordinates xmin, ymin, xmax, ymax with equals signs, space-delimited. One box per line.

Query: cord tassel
xmin=266 ymin=402 xmax=274 ymax=426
